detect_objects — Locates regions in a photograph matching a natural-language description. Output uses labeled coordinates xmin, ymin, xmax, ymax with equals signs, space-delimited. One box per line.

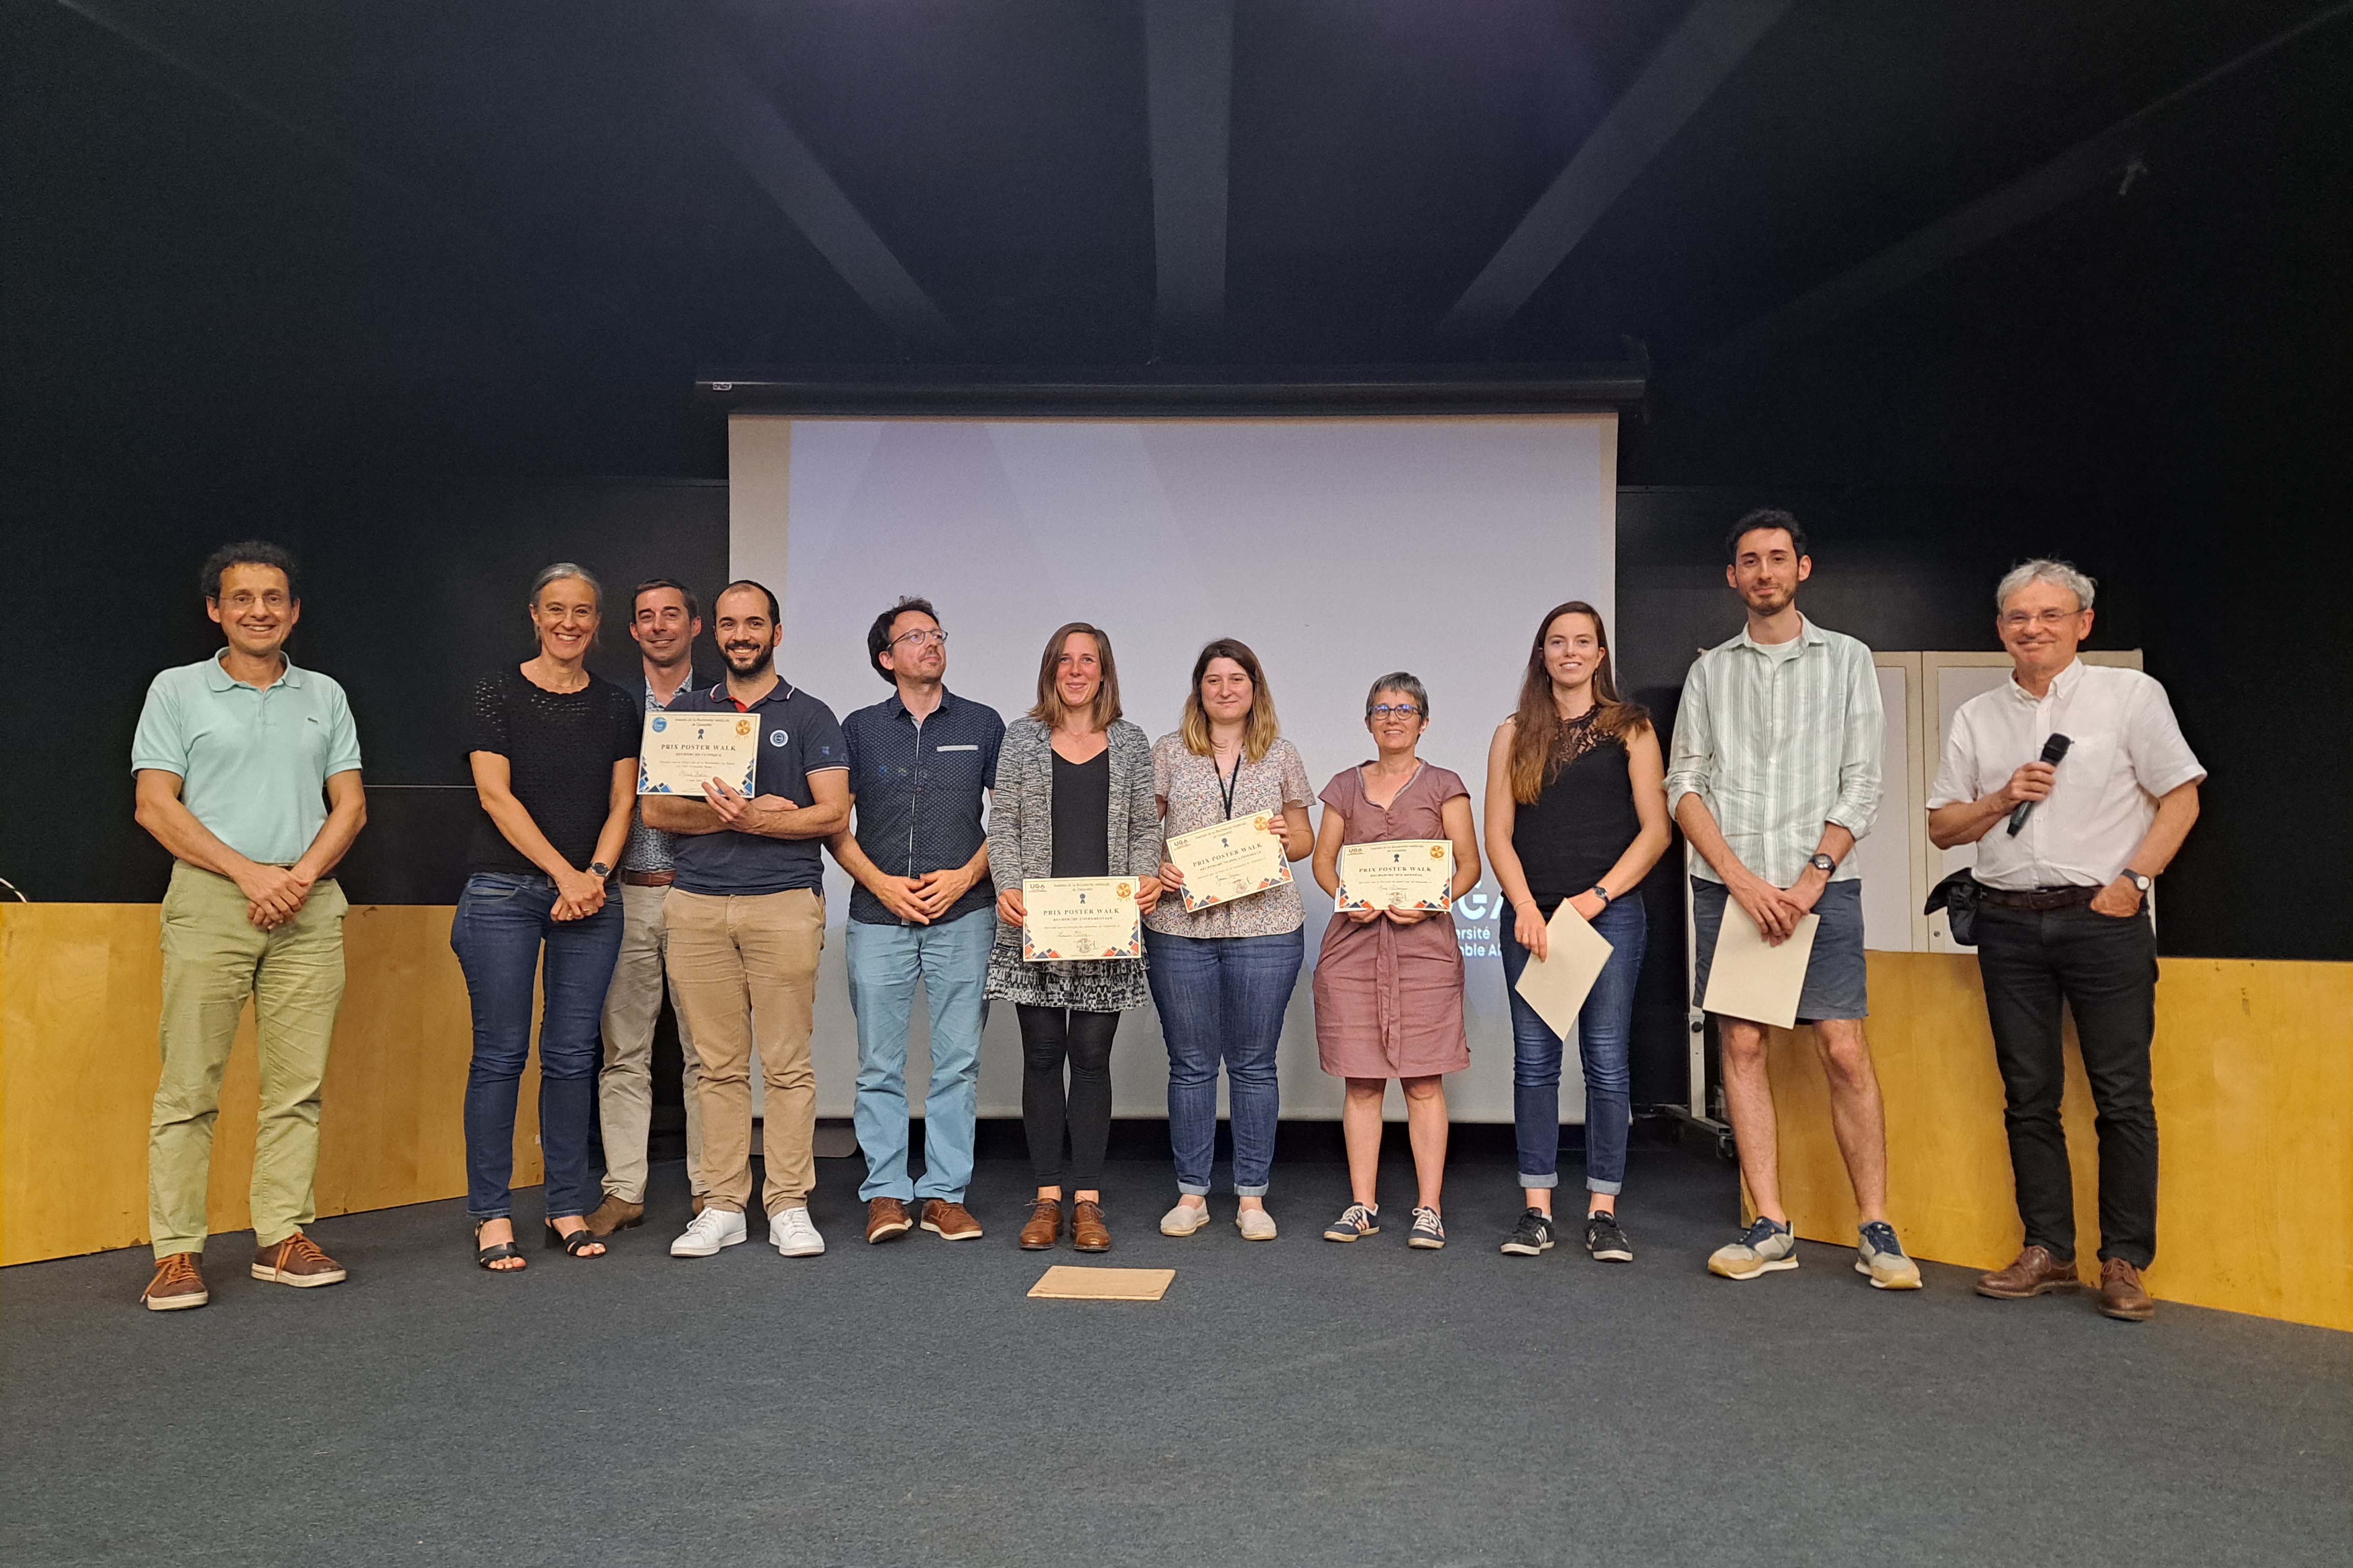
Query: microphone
xmin=2006 ymin=733 xmax=2072 ymax=836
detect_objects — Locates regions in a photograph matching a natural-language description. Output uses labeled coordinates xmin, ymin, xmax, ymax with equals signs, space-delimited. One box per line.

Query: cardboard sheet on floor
xmin=1027 ymin=1265 xmax=1176 ymax=1301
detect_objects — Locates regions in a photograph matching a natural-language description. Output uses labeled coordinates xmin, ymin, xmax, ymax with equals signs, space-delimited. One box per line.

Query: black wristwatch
xmin=1806 ymin=852 xmax=1837 ymax=875
xmin=588 ymin=860 xmax=612 ymax=879
xmin=2123 ymin=871 xmax=2151 ymax=894
xmin=1589 ymin=885 xmax=1613 ymax=908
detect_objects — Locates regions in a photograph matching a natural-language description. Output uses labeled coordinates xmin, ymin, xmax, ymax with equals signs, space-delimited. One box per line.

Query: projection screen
xmin=729 ymin=412 xmax=1616 ymax=1122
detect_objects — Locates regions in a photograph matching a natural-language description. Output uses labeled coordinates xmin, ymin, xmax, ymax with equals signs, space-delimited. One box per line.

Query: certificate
xmin=1021 ymin=877 xmax=1143 ymax=963
xmin=1512 ymin=901 xmax=1617 ymax=1038
xmin=1165 ymin=813 xmax=1292 ymax=912
xmin=1701 ymin=901 xmax=1820 ymax=1030
xmin=1335 ymin=839 xmax=1454 ymax=913
xmin=638 ymin=709 xmax=759 ymax=797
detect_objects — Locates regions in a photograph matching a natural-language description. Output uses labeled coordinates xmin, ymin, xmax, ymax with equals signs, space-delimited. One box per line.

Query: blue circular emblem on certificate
xmin=651 ymin=717 xmax=667 ymax=732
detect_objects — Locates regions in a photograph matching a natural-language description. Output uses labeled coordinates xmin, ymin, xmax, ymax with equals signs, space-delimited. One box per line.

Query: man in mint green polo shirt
xmin=129 ymin=541 xmax=367 ymax=1311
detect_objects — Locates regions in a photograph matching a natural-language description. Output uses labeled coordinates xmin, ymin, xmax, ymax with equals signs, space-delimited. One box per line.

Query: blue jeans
xmin=1143 ymin=926 xmax=1304 ymax=1197
xmin=1497 ymin=896 xmax=1647 ymax=1195
xmin=450 ymin=873 xmax=623 ymax=1223
xmin=845 ymin=911 xmax=993 ymax=1204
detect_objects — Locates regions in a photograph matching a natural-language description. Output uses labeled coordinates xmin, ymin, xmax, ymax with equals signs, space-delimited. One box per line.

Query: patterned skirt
xmin=985 ymin=930 xmax=1151 ymax=1011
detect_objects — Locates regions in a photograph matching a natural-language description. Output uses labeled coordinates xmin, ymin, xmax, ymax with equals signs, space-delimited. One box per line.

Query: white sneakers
xmin=670 ymin=1206 xmax=748 ymax=1257
xmin=768 ymin=1208 xmax=825 ymax=1258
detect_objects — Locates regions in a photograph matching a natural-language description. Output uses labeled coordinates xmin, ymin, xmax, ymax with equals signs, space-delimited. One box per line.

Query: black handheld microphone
xmin=2006 ymin=733 xmax=2072 ymax=836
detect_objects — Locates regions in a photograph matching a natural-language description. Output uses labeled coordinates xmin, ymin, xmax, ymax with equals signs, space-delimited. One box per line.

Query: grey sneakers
xmin=1707 ymin=1217 xmax=1798 ymax=1280
xmin=1855 ymin=1220 xmax=1922 ymax=1290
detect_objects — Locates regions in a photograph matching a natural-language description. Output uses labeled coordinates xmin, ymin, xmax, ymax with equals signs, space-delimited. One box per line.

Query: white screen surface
xmin=730 ymin=413 xmax=1618 ymax=1121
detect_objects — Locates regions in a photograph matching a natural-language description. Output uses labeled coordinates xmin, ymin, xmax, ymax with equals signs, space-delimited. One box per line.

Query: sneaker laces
xmin=1337 ymin=1203 xmax=1374 ymax=1230
xmin=687 ymin=1208 xmax=733 ymax=1239
xmin=1859 ymin=1221 xmax=1905 ymax=1257
xmin=1739 ymin=1217 xmax=1786 ymax=1248
xmin=1412 ymin=1206 xmax=1442 ymax=1232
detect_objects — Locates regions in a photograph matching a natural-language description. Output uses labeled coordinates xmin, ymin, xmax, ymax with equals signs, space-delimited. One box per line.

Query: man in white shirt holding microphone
xmin=1928 ymin=560 xmax=2203 ymax=1321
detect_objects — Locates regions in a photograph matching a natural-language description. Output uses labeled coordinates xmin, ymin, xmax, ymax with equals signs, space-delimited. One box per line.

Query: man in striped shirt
xmin=1666 ymin=509 xmax=1921 ymax=1291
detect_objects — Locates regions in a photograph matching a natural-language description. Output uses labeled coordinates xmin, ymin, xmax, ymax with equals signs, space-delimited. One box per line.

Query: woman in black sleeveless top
xmin=1482 ymin=601 xmax=1669 ymax=1263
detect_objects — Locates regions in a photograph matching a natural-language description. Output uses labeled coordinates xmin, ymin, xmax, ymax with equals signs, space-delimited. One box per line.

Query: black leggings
xmin=1018 ymin=1005 xmax=1121 ymax=1190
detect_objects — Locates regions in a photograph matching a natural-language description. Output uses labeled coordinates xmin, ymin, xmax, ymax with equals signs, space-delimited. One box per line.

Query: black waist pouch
xmin=1925 ymin=868 xmax=1981 ymax=946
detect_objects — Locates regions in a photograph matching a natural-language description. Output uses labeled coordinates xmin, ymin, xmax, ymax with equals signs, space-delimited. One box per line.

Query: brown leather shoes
xmin=1018 ymin=1198 xmax=1062 ymax=1250
xmin=1975 ymin=1244 xmax=2081 ymax=1299
xmin=142 ymin=1252 xmax=209 ymax=1312
xmin=866 ymin=1196 xmax=914 ymax=1244
xmin=251 ymin=1231 xmax=347 ymax=1288
xmin=584 ymin=1195 xmax=646 ymax=1238
xmin=2098 ymin=1257 xmax=2156 ymax=1321
xmin=921 ymin=1199 xmax=984 ymax=1241
xmin=1071 ymin=1199 xmax=1111 ymax=1254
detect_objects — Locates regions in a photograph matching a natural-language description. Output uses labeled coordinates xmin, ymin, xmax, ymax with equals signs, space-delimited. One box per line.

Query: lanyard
xmin=1216 ymin=751 xmax=1242 ymax=821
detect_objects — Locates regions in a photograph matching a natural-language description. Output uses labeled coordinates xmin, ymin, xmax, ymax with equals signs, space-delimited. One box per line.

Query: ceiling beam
xmin=1144 ymin=0 xmax=1236 ymax=347
xmin=1694 ymin=2 xmax=2353 ymax=372
xmin=52 ymin=0 xmax=671 ymax=357
xmin=679 ymin=23 xmax=955 ymax=352
xmin=1439 ymin=0 xmax=1789 ymax=344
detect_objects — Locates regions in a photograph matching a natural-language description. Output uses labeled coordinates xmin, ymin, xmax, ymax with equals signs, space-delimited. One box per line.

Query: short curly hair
xmin=200 ymin=540 xmax=300 ymax=602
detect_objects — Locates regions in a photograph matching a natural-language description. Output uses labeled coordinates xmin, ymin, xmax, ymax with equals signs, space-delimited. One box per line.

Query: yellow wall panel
xmin=1756 ymin=951 xmax=2351 ymax=1330
xmin=2 ymin=904 xmax=542 ymax=1267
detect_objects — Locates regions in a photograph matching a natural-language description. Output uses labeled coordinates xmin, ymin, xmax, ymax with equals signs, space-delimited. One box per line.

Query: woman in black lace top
xmin=451 ymin=563 xmax=640 ymax=1271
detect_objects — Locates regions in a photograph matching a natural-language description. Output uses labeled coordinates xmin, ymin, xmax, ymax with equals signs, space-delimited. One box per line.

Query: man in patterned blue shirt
xmin=828 ymin=597 xmax=1004 ymax=1245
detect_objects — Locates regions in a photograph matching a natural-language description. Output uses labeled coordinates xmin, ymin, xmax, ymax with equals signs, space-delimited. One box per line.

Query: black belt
xmin=1976 ymin=884 xmax=2098 ymax=911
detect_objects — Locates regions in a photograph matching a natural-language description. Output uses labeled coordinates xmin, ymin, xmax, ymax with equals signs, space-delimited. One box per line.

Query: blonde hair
xmin=1028 ymin=622 xmax=1123 ymax=731
xmin=1179 ymin=638 xmax=1281 ymax=764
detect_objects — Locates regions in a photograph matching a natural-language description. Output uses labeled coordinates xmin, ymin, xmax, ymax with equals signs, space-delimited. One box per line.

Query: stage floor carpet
xmin=4 ymin=1145 xmax=2344 ymax=1567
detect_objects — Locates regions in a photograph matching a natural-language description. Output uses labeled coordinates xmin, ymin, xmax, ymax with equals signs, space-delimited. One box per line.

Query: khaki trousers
xmin=663 ymin=887 xmax=823 ymax=1215
xmin=598 ymin=882 xmax=705 ymax=1202
xmin=150 ymin=862 xmax=348 ymax=1258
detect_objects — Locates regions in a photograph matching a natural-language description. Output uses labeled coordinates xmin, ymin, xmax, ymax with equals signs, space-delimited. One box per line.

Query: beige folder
xmin=1026 ymin=1266 xmax=1176 ymax=1302
xmin=1701 ymin=900 xmax=1820 ymax=1030
xmin=1511 ymin=901 xmax=1616 ymax=1038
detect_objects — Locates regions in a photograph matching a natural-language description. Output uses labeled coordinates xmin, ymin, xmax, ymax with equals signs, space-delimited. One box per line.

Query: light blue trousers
xmin=846 ymin=912 xmax=992 ymax=1203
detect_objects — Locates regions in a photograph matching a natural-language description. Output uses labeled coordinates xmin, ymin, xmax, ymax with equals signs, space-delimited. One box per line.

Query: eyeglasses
xmin=891 ymin=628 xmax=948 ymax=650
xmin=1999 ymin=609 xmax=2083 ymax=630
xmin=1367 ymin=703 xmax=1422 ymax=718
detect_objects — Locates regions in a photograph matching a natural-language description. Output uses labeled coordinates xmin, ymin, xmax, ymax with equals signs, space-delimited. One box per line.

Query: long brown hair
xmin=1028 ymin=621 xmax=1124 ymax=731
xmin=1508 ymin=601 xmax=1646 ymax=804
xmin=1180 ymin=638 xmax=1281 ymax=763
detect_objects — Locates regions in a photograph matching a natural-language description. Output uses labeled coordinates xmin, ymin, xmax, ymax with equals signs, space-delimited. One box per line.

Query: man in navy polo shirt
xmin=644 ymin=580 xmax=849 ymax=1261
xmin=826 ymin=596 xmax=1005 ymax=1245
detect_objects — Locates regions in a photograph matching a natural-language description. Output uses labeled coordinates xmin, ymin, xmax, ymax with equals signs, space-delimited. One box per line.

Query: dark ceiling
xmin=5 ymin=0 xmax=2348 ymax=483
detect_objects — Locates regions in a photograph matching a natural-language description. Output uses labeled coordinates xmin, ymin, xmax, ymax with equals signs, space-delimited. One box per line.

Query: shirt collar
xmin=2006 ymin=656 xmax=2085 ymax=704
xmin=885 ymin=687 xmax=955 ymax=721
xmin=710 ymin=677 xmax=793 ymax=709
xmin=1733 ymin=615 xmax=1824 ymax=656
xmin=206 ymin=649 xmax=302 ymax=692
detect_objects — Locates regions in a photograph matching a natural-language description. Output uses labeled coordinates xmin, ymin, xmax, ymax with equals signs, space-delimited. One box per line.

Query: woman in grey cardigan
xmin=987 ymin=622 xmax=1163 ymax=1253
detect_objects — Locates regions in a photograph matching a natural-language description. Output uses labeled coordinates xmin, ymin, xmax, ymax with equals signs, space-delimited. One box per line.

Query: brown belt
xmin=620 ymin=870 xmax=675 ymax=888
xmin=1976 ymin=883 xmax=2097 ymax=911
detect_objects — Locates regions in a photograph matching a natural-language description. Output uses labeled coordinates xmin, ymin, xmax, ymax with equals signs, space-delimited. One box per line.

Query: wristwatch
xmin=588 ymin=861 xmax=612 ymax=879
xmin=1806 ymin=852 xmax=1837 ymax=875
xmin=1589 ymin=885 xmax=1613 ymax=908
xmin=2124 ymin=871 xmax=2151 ymax=894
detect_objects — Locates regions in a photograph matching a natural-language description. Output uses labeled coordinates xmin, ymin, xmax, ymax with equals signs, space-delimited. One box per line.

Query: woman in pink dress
xmin=1310 ymin=672 xmax=1482 ymax=1251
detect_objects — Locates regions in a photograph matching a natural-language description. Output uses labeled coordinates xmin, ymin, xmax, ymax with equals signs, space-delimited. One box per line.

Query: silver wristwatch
xmin=2124 ymin=871 xmax=2151 ymax=894
xmin=1806 ymin=852 xmax=1837 ymax=875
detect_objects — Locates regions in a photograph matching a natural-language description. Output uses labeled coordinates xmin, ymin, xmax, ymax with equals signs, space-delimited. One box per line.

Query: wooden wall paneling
xmin=1756 ymin=951 xmax=2351 ymax=1330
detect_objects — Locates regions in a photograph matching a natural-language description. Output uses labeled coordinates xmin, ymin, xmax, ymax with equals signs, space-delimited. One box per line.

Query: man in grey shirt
xmin=1667 ymin=510 xmax=1920 ymax=1291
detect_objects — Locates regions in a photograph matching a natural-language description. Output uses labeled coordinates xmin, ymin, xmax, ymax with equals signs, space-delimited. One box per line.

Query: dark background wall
xmin=5 ymin=0 xmax=2345 ymax=1053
